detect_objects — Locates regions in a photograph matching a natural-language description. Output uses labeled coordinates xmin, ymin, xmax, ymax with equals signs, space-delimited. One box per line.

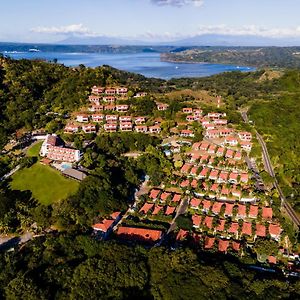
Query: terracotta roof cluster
xmin=116 ymin=226 xmax=163 ymax=243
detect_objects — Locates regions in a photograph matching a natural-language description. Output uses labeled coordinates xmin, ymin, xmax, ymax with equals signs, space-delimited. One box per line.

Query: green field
xmin=11 ymin=163 xmax=79 ymax=205
xmin=26 ymin=141 xmax=43 ymax=157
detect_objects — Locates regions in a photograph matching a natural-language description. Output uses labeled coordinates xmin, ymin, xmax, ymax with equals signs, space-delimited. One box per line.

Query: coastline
xmin=160 ymin=53 xmax=256 ymax=70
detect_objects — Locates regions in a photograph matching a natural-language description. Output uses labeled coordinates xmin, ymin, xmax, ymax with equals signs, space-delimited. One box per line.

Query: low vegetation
xmin=10 ymin=163 xmax=79 ymax=205
xmin=26 ymin=141 xmax=42 ymax=157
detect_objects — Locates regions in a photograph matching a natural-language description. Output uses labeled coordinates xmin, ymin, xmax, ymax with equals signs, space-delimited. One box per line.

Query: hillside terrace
xmin=110 ymin=188 xmax=185 ymax=239
xmin=173 ymin=197 xmax=284 ymax=250
xmin=84 ymin=102 xmax=288 ymax=267
xmin=65 ymin=113 xmax=166 ymax=134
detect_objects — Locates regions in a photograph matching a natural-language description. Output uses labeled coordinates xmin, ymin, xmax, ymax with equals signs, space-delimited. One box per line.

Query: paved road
xmin=242 ymin=111 xmax=300 ymax=227
xmin=154 ymin=198 xmax=189 ymax=247
xmin=0 ymin=232 xmax=34 ymax=251
xmin=256 ymin=132 xmax=300 ymax=227
xmin=244 ymin=156 xmax=265 ymax=191
xmin=112 ymin=178 xmax=150 ymax=232
xmin=0 ymin=164 xmax=21 ymax=182
xmin=167 ymin=198 xmax=189 ymax=235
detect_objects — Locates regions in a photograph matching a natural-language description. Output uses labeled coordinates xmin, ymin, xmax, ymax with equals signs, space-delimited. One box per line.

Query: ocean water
xmin=2 ymin=51 xmax=254 ymax=79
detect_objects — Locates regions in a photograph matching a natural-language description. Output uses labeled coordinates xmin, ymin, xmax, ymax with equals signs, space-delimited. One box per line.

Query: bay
xmin=2 ymin=51 xmax=254 ymax=79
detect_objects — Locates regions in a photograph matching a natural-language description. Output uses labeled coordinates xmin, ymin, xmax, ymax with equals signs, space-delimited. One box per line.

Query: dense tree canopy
xmin=0 ymin=236 xmax=299 ymax=300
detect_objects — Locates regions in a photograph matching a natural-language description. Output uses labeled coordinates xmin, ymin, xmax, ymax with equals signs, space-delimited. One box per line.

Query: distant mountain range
xmin=59 ymin=36 xmax=149 ymax=46
xmin=58 ymin=34 xmax=300 ymax=47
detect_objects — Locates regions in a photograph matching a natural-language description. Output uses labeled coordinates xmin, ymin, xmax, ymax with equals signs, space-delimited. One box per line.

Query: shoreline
xmin=160 ymin=55 xmax=256 ymax=70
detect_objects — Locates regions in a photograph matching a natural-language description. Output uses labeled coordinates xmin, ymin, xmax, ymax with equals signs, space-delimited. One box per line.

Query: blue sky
xmin=1 ymin=0 xmax=300 ymax=42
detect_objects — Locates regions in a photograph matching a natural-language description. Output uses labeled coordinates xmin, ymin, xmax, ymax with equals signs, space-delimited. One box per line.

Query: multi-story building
xmin=91 ymin=86 xmax=104 ymax=95
xmin=82 ymin=124 xmax=97 ymax=134
xmin=64 ymin=124 xmax=80 ymax=134
xmin=76 ymin=114 xmax=89 ymax=122
xmin=120 ymin=122 xmax=133 ymax=132
xmin=40 ymin=134 xmax=81 ymax=162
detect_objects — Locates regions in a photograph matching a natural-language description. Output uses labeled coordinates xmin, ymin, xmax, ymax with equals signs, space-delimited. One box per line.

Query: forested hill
xmin=161 ymin=47 xmax=300 ymax=68
xmin=0 ymin=58 xmax=300 ymax=299
xmin=0 ymin=56 xmax=164 ymax=149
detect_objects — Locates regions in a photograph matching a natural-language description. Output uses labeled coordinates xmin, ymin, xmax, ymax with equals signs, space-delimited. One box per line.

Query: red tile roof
xmin=200 ymin=141 xmax=210 ymax=151
xmin=192 ymin=142 xmax=201 ymax=150
xmin=211 ymin=183 xmax=219 ymax=192
xmin=240 ymin=173 xmax=249 ymax=183
xmin=269 ymin=224 xmax=282 ymax=236
xmin=209 ymin=169 xmax=219 ymax=179
xmin=219 ymin=171 xmax=229 ymax=181
xmin=216 ymin=219 xmax=226 ymax=231
xmin=217 ymin=147 xmax=225 ymax=155
xmin=268 ymin=256 xmax=277 ymax=264
xmin=117 ymin=226 xmax=163 ymax=242
xmin=228 ymin=222 xmax=239 ymax=234
xmin=190 ymin=198 xmax=201 ymax=208
xmin=161 ymin=192 xmax=171 ymax=201
xmin=190 ymin=166 xmax=199 ymax=175
xmin=199 ymin=167 xmax=209 ymax=177
xmin=180 ymin=179 xmax=190 ymax=188
xmin=202 ymin=200 xmax=212 ymax=211
xmin=172 ymin=194 xmax=181 ymax=203
xmin=262 ymin=207 xmax=273 ymax=219
xmin=225 ymin=149 xmax=234 ymax=158
xmin=203 ymin=216 xmax=214 ymax=229
xmin=229 ymin=172 xmax=238 ymax=181
xmin=191 ymin=179 xmax=198 ymax=188
xmin=139 ymin=203 xmax=154 ymax=214
xmin=110 ymin=212 xmax=121 ymax=220
xmin=93 ymin=219 xmax=114 ymax=232
xmin=152 ymin=205 xmax=163 ymax=215
xmin=256 ymin=224 xmax=266 ymax=237
xmin=176 ymin=229 xmax=189 ymax=241
xmin=208 ymin=144 xmax=216 ymax=153
xmin=242 ymin=222 xmax=252 ymax=236
xmin=211 ymin=202 xmax=223 ymax=214
xmin=225 ymin=203 xmax=234 ymax=216
xmin=200 ymin=154 xmax=209 ymax=162
xmin=234 ymin=152 xmax=242 ymax=160
xmin=218 ymin=239 xmax=229 ymax=252
xmin=232 ymin=241 xmax=241 ymax=251
xmin=149 ymin=189 xmax=160 ymax=199
xmin=165 ymin=206 xmax=176 ymax=216
xmin=238 ymin=204 xmax=247 ymax=217
xmin=204 ymin=237 xmax=215 ymax=249
xmin=221 ymin=187 xmax=230 ymax=195
xmin=181 ymin=163 xmax=192 ymax=173
xmin=249 ymin=205 xmax=258 ymax=218
xmin=192 ymin=214 xmax=202 ymax=227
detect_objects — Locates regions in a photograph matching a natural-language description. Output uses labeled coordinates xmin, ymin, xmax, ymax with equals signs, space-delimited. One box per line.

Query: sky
xmin=1 ymin=0 xmax=300 ymax=43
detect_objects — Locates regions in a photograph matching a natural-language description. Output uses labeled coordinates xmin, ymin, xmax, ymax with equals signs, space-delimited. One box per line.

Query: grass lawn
xmin=10 ymin=163 xmax=79 ymax=205
xmin=27 ymin=141 xmax=43 ymax=157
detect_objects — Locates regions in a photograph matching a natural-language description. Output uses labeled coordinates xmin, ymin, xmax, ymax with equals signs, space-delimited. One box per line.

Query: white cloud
xmin=31 ymin=24 xmax=94 ymax=36
xmin=31 ymin=23 xmax=300 ymax=41
xmin=150 ymin=0 xmax=204 ymax=7
xmin=141 ymin=30 xmax=186 ymax=41
xmin=196 ymin=24 xmax=300 ymax=38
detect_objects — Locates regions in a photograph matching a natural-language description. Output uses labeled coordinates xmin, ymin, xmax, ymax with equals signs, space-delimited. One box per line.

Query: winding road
xmin=241 ymin=111 xmax=300 ymax=228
